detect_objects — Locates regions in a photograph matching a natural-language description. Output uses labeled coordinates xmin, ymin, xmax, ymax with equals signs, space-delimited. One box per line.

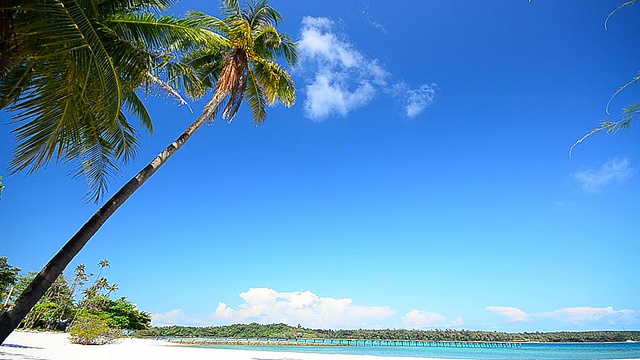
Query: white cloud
xmin=574 ymin=158 xmax=632 ymax=191
xmin=541 ymin=306 xmax=637 ymax=324
xmin=304 ymin=73 xmax=376 ymax=119
xmin=151 ymin=309 xmax=210 ymax=327
xmin=361 ymin=5 xmax=387 ymax=33
xmin=297 ymin=16 xmax=434 ymax=120
xmin=211 ymin=288 xmax=396 ymax=328
xmin=404 ymin=83 xmax=438 ymax=118
xmin=449 ymin=316 xmax=464 ymax=327
xmin=401 ymin=309 xmax=462 ymax=329
xmin=402 ymin=309 xmax=447 ymax=328
xmin=485 ymin=306 xmax=530 ymax=322
xmin=486 ymin=305 xmax=639 ymax=328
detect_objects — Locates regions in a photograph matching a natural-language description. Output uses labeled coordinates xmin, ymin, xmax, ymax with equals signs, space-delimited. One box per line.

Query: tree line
xmin=4 ymin=255 xmax=639 ymax=344
xmin=136 ymin=323 xmax=640 ymax=343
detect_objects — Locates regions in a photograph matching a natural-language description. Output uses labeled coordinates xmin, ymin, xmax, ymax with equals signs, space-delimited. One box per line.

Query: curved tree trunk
xmin=0 ymin=90 xmax=227 ymax=344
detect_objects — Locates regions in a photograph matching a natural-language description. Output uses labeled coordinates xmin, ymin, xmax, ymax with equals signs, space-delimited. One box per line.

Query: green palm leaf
xmin=245 ymin=69 xmax=267 ymax=124
xmin=1 ymin=0 xmax=217 ymax=201
xmin=61 ymin=0 xmax=123 ymax=125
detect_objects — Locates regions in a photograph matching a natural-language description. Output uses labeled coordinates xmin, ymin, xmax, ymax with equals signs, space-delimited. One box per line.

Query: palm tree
xmin=0 ymin=0 xmax=296 ymax=343
xmin=95 ymin=260 xmax=111 ymax=280
xmin=0 ymin=0 xmax=212 ymax=201
xmin=0 ymin=0 xmax=211 ymax=340
xmin=105 ymin=283 xmax=119 ymax=298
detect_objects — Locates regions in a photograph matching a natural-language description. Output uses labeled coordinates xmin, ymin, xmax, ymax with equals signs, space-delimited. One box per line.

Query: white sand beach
xmin=0 ymin=331 xmax=446 ymax=360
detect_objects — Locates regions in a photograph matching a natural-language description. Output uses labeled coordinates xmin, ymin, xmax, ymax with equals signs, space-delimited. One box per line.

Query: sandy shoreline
xmin=0 ymin=331 xmax=447 ymax=360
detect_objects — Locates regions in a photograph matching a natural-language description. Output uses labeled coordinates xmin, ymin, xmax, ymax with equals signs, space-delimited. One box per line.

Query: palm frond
xmin=0 ymin=63 xmax=31 ymax=110
xmin=108 ymin=12 xmax=229 ymax=52
xmin=123 ymin=89 xmax=155 ymax=133
xmin=245 ymin=69 xmax=267 ymax=124
xmin=72 ymin=114 xmax=120 ymax=202
xmin=60 ymin=0 xmax=123 ymax=125
xmin=228 ymin=17 xmax=253 ymax=49
xmin=605 ymin=0 xmax=639 ymax=30
xmin=570 ymin=103 xmax=639 ymax=157
xmin=96 ymin=0 xmax=175 ymax=18
xmin=1 ymin=0 xmax=17 ymax=79
xmin=221 ymin=0 xmax=241 ymax=18
xmin=182 ymin=47 xmax=225 ymax=90
xmin=105 ymin=110 xmax=139 ymax=165
xmin=104 ymin=33 xmax=154 ymax=86
xmin=160 ymin=60 xmax=205 ymax=100
xmin=605 ymin=72 xmax=640 ymax=114
xmin=2 ymin=0 xmax=217 ymax=200
xmin=250 ymin=55 xmax=295 ymax=106
xmin=275 ymin=33 xmax=298 ymax=66
xmin=186 ymin=10 xmax=229 ymax=35
xmin=246 ymin=0 xmax=281 ymax=28
xmin=252 ymin=26 xmax=298 ymax=67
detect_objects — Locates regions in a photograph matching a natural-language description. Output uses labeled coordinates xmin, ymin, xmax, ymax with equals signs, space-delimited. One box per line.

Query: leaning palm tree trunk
xmin=0 ymin=90 xmax=227 ymax=344
xmin=1 ymin=0 xmax=297 ymax=344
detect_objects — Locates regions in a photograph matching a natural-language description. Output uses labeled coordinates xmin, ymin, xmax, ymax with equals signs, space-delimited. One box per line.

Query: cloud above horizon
xmin=153 ymin=288 xmax=396 ymax=328
xmin=486 ymin=305 xmax=639 ymax=328
xmin=152 ymin=309 xmax=213 ymax=327
xmin=211 ymin=288 xmax=396 ymax=328
xmin=485 ymin=306 xmax=530 ymax=322
xmin=152 ymin=288 xmax=462 ymax=329
xmin=297 ymin=16 xmax=436 ymax=120
xmin=402 ymin=309 xmax=463 ymax=329
xmin=153 ymin=290 xmax=639 ymax=330
xmin=574 ymin=158 xmax=632 ymax=191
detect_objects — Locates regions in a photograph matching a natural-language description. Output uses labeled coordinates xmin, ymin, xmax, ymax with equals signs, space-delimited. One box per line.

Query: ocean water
xmin=197 ymin=342 xmax=640 ymax=360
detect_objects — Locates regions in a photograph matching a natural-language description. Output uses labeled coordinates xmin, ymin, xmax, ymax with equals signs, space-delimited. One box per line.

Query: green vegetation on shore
xmin=137 ymin=323 xmax=640 ymax=343
xmin=2 ymin=258 xmax=149 ymax=335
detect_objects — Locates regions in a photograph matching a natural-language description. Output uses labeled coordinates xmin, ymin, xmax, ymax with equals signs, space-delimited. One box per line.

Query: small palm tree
xmin=96 ymin=260 xmax=111 ymax=280
xmin=0 ymin=0 xmax=296 ymax=343
xmin=105 ymin=284 xmax=119 ymax=298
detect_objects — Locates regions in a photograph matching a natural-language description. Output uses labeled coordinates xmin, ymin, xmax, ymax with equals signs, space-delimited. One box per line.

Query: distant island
xmin=136 ymin=323 xmax=640 ymax=343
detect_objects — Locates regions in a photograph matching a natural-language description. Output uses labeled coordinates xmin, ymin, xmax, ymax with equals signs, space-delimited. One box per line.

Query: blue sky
xmin=1 ymin=0 xmax=640 ymax=332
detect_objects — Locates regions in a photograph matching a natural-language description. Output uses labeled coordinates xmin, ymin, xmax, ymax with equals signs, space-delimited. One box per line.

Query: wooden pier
xmin=166 ymin=337 xmax=522 ymax=348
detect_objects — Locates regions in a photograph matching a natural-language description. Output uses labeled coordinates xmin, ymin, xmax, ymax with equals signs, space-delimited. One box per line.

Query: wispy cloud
xmin=486 ymin=305 xmax=639 ymax=328
xmin=540 ymin=306 xmax=637 ymax=324
xmin=574 ymin=158 xmax=633 ymax=191
xmin=393 ymin=82 xmax=438 ymax=118
xmin=152 ymin=309 xmax=211 ymax=327
xmin=297 ymin=16 xmax=435 ymax=120
xmin=361 ymin=4 xmax=387 ymax=33
xmin=402 ymin=309 xmax=462 ymax=329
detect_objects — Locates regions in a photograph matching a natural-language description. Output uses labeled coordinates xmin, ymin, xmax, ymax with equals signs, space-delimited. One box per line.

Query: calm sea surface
xmin=197 ymin=342 xmax=640 ymax=360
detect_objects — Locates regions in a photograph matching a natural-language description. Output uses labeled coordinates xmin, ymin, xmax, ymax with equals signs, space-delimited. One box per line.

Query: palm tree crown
xmin=0 ymin=0 xmax=212 ymax=201
xmin=184 ymin=0 xmax=297 ymax=124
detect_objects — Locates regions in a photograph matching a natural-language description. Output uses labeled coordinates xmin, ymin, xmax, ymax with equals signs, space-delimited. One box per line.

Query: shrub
xmin=68 ymin=313 xmax=123 ymax=345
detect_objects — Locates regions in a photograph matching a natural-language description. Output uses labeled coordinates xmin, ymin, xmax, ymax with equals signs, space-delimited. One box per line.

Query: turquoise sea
xmin=197 ymin=343 xmax=640 ymax=360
